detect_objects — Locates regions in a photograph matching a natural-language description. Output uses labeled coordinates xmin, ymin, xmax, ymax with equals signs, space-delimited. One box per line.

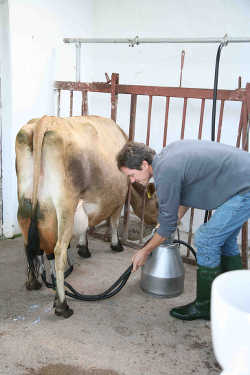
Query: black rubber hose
xmin=42 ymin=263 xmax=133 ymax=300
xmin=41 ymin=264 xmax=73 ymax=289
xmin=211 ymin=43 xmax=224 ymax=142
xmin=205 ymin=41 xmax=226 ymax=223
xmin=41 ymin=239 xmax=196 ymax=301
xmin=64 ymin=264 xmax=133 ymax=301
xmin=64 ymin=238 xmax=196 ymax=301
xmin=173 ymin=239 xmax=197 ymax=261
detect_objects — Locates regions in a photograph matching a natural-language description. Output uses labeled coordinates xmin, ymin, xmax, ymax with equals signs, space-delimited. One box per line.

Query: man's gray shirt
xmin=152 ymin=139 xmax=250 ymax=238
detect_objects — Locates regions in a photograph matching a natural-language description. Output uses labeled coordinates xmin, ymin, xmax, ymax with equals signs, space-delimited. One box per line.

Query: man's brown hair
xmin=116 ymin=142 xmax=156 ymax=170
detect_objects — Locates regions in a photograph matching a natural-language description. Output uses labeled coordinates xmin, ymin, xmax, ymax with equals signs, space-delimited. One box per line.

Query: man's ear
xmin=141 ymin=160 xmax=149 ymax=170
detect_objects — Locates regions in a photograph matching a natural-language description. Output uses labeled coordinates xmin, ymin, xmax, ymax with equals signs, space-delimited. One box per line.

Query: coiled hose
xmin=41 ymin=238 xmax=196 ymax=301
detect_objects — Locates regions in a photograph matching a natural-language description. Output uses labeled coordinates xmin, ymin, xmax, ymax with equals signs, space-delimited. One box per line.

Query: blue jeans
xmin=194 ymin=191 xmax=250 ymax=268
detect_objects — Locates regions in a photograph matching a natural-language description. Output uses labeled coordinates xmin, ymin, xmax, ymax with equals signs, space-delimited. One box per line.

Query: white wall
xmin=1 ymin=0 xmax=250 ymax=238
xmin=1 ymin=0 xmax=94 ymax=237
xmin=84 ymin=0 xmax=250 ymax=147
xmin=0 ymin=0 xmax=14 ymax=237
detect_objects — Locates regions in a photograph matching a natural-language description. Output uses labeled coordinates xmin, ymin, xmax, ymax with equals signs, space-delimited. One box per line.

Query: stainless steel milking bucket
xmin=140 ymin=239 xmax=185 ymax=298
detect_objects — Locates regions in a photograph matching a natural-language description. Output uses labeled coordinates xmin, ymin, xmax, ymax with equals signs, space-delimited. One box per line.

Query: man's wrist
xmin=143 ymin=246 xmax=153 ymax=256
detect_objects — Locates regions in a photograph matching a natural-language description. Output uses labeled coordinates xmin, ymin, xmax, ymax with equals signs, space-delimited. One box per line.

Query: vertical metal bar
xmin=146 ymin=96 xmax=153 ymax=145
xmin=142 ymin=95 xmax=153 ymax=241
xmin=242 ymin=223 xmax=248 ymax=269
xmin=123 ymin=93 xmax=138 ymax=241
xmin=187 ymin=208 xmax=194 ymax=256
xmin=242 ymin=101 xmax=248 ymax=149
xmin=57 ymin=89 xmax=61 ymax=117
xmin=139 ymin=190 xmax=146 ymax=244
xmin=179 ymin=50 xmax=185 ymax=87
xmin=241 ymin=99 xmax=248 ymax=268
xmin=180 ymin=97 xmax=187 ymax=139
xmin=199 ymin=98 xmax=211 ymax=258
xmin=122 ymin=185 xmax=132 ymax=242
xmin=128 ymin=94 xmax=137 ymax=141
xmin=245 ymin=83 xmax=250 ymax=120
xmin=163 ymin=97 xmax=170 ymax=147
xmin=236 ymin=104 xmax=244 ymax=148
xmin=111 ymin=73 xmax=119 ymax=122
xmin=198 ymin=99 xmax=205 ymax=139
xmin=75 ymin=42 xmax=81 ymax=82
xmin=238 ymin=76 xmax=242 ymax=89
xmin=81 ymin=90 xmax=88 ymax=115
xmin=245 ymin=83 xmax=250 ymax=150
xmin=187 ymin=98 xmax=205 ymax=258
xmin=216 ymin=100 xmax=225 ymax=142
xmin=241 ymin=85 xmax=250 ymax=268
xmin=69 ymin=90 xmax=73 ymax=116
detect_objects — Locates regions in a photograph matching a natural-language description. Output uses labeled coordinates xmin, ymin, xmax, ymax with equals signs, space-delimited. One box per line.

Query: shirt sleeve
xmin=155 ymin=167 xmax=182 ymax=238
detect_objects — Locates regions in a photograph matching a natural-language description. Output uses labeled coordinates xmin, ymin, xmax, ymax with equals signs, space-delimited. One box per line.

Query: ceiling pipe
xmin=64 ymin=36 xmax=250 ymax=46
xmin=64 ymin=34 xmax=250 ymax=85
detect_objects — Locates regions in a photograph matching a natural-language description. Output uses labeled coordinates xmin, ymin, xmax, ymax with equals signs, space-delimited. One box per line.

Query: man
xmin=116 ymin=139 xmax=250 ymax=321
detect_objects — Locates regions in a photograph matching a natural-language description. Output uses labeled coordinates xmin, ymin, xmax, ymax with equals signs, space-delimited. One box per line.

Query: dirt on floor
xmin=0 ymin=231 xmax=221 ymax=375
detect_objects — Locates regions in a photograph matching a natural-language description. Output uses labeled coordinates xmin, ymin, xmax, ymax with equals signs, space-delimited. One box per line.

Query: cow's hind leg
xmin=53 ymin=205 xmax=76 ymax=318
xmin=110 ymin=206 xmax=124 ymax=252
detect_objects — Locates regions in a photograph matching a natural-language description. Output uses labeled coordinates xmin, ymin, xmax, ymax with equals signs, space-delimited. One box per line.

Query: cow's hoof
xmin=53 ymin=294 xmax=59 ymax=308
xmin=77 ymin=245 xmax=91 ymax=258
xmin=54 ymin=299 xmax=74 ymax=319
xmin=111 ymin=240 xmax=124 ymax=252
xmin=25 ymin=279 xmax=42 ymax=290
xmin=55 ymin=306 xmax=74 ymax=319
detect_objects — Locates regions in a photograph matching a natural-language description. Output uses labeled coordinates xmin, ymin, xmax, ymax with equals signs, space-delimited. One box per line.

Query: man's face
xmin=120 ymin=161 xmax=152 ymax=186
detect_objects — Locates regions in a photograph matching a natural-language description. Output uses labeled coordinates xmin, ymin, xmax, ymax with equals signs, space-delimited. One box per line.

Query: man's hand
xmin=131 ymin=231 xmax=166 ymax=272
xmin=132 ymin=249 xmax=150 ymax=272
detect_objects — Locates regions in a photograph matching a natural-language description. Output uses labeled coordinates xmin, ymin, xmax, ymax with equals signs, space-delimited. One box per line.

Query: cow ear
xmin=146 ymin=182 xmax=155 ymax=199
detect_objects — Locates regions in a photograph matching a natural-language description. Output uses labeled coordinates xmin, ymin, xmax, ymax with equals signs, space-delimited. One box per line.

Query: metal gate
xmin=54 ymin=74 xmax=250 ymax=268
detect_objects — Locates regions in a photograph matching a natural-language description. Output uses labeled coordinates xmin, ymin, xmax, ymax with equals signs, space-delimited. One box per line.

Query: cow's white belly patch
xmin=73 ymin=201 xmax=99 ymax=238
xmin=73 ymin=201 xmax=89 ymax=237
xmin=82 ymin=201 xmax=99 ymax=216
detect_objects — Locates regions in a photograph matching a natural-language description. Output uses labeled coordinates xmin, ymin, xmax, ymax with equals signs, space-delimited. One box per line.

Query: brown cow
xmin=15 ymin=115 xmax=158 ymax=318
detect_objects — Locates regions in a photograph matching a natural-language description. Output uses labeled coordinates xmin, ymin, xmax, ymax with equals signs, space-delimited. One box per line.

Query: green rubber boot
xmin=221 ymin=254 xmax=243 ymax=272
xmin=170 ymin=265 xmax=221 ymax=321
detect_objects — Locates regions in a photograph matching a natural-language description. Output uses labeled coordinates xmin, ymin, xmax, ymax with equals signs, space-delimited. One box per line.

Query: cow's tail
xmin=26 ymin=116 xmax=50 ymax=276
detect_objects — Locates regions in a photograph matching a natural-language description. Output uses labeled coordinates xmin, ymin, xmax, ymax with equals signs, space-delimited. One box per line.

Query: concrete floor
xmin=0 ymin=236 xmax=221 ymax=375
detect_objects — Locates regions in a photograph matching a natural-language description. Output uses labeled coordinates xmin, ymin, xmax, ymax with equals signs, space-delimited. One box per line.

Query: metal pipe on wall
xmin=65 ymin=34 xmax=250 ymax=82
xmin=64 ymin=36 xmax=250 ymax=45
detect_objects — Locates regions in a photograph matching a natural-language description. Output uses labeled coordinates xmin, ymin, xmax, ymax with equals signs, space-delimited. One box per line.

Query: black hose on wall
xmin=204 ymin=39 xmax=228 ymax=223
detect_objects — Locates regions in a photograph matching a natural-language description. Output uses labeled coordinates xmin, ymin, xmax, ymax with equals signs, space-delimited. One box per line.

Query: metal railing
xmin=54 ymin=74 xmax=250 ymax=267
